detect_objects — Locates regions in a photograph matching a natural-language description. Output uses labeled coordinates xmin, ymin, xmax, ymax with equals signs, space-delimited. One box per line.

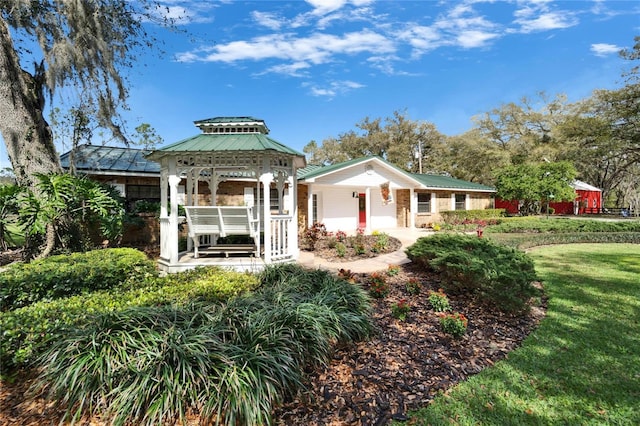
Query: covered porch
xmin=147 ymin=117 xmax=306 ymax=273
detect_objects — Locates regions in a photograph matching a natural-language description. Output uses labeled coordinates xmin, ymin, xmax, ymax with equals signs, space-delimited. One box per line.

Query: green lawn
xmin=404 ymin=244 xmax=640 ymax=425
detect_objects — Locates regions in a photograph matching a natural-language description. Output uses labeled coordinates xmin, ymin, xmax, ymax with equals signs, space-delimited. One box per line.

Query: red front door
xmin=358 ymin=193 xmax=366 ymax=228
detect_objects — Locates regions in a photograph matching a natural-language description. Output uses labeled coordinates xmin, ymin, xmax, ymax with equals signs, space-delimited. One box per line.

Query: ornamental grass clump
xmin=438 ymin=312 xmax=468 ymax=338
xmin=427 ymin=288 xmax=450 ymax=312
xmin=31 ymin=264 xmax=373 ymax=426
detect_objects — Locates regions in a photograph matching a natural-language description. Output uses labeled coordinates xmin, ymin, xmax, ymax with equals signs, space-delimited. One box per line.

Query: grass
xmin=404 ymin=244 xmax=640 ymax=425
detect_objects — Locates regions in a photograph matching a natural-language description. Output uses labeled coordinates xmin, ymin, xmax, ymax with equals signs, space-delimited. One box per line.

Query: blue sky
xmin=2 ymin=0 xmax=640 ymax=169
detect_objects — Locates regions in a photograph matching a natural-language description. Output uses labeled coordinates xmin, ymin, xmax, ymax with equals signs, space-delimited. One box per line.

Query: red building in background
xmin=496 ymin=180 xmax=602 ymax=215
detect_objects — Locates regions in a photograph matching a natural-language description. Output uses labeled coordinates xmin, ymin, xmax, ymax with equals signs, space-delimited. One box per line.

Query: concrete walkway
xmin=297 ymin=227 xmax=433 ymax=273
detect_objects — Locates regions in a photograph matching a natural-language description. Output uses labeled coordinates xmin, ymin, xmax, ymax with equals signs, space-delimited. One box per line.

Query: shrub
xmin=0 ymin=267 xmax=258 ymax=370
xmin=406 ymin=234 xmax=538 ymax=314
xmin=368 ymin=272 xmax=389 ymax=299
xmin=440 ymin=209 xmax=506 ymax=224
xmin=386 ymin=264 xmax=400 ymax=276
xmin=438 ymin=312 xmax=468 ymax=338
xmin=428 ymin=288 xmax=450 ymax=312
xmin=303 ymin=223 xmax=327 ymax=250
xmin=405 ymin=278 xmax=421 ymax=295
xmin=31 ymin=264 xmax=372 ymax=426
xmin=372 ymin=232 xmax=389 ymax=253
xmin=391 ymin=299 xmax=410 ymax=321
xmin=337 ymin=268 xmax=357 ymax=283
xmin=0 ymin=248 xmax=156 ymax=311
xmin=335 ymin=242 xmax=346 ymax=257
xmin=486 ymin=217 xmax=640 ymax=234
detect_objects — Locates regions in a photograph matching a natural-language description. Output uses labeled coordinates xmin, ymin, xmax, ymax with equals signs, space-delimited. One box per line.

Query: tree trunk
xmin=0 ymin=17 xmax=62 ymax=189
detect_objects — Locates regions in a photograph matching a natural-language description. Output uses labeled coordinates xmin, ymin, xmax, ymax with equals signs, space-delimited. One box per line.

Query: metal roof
xmin=297 ymin=157 xmax=369 ymax=180
xmin=149 ymin=133 xmax=304 ymax=157
xmin=411 ymin=173 xmax=496 ymax=192
xmin=60 ymin=144 xmax=159 ymax=175
xmin=572 ymin=180 xmax=601 ymax=192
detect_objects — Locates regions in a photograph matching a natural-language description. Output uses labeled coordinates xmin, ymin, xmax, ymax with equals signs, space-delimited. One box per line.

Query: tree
xmin=471 ymin=92 xmax=571 ymax=165
xmin=439 ymin=130 xmax=510 ymax=185
xmin=0 ymin=1 xmax=167 ymax=191
xmin=557 ymin=36 xmax=640 ymax=207
xmin=494 ymin=161 xmax=576 ymax=215
xmin=302 ymin=110 xmax=446 ymax=173
xmin=18 ymin=173 xmax=126 ymax=258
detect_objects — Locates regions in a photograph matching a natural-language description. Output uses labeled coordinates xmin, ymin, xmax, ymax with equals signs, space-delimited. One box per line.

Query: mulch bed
xmin=0 ymin=243 xmax=545 ymax=426
xmin=273 ymin=262 xmax=546 ymax=425
xmin=301 ymin=234 xmax=403 ymax=262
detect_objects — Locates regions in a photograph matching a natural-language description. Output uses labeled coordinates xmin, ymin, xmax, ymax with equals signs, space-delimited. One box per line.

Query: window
xmin=417 ymin=193 xmax=431 ymax=213
xmin=253 ymin=188 xmax=280 ymax=214
xmin=455 ymin=194 xmax=466 ymax=210
xmin=127 ymin=185 xmax=160 ymax=201
xmin=312 ymin=194 xmax=318 ymax=223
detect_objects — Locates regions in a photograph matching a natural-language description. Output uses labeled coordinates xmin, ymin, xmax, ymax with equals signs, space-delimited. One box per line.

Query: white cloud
xmin=398 ymin=4 xmax=500 ymax=56
xmin=251 ymin=11 xmax=285 ymax=30
xmin=263 ymin=62 xmax=312 ymax=77
xmin=591 ymin=43 xmax=621 ymax=57
xmin=178 ymin=30 xmax=394 ymax=67
xmin=512 ymin=1 xmax=578 ymax=33
xmin=307 ymin=80 xmax=365 ymax=98
xmin=457 ymin=30 xmax=499 ymax=48
xmin=154 ymin=1 xmax=218 ymax=24
xmin=306 ymin=0 xmax=374 ymax=16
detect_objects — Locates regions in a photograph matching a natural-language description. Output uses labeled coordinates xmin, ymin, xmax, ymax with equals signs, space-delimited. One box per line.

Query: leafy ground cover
xmin=406 ymin=243 xmax=640 ymax=425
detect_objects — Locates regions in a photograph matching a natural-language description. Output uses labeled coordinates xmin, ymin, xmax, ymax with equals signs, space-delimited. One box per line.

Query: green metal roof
xmin=297 ymin=157 xmax=370 ymax=180
xmin=298 ymin=156 xmax=495 ymax=192
xmin=411 ymin=173 xmax=495 ymax=191
xmin=149 ymin=133 xmax=305 ymax=157
xmin=296 ymin=163 xmax=324 ymax=179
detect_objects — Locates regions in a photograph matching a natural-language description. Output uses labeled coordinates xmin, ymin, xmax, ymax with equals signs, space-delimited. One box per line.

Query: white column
xmin=365 ymin=186 xmax=371 ymax=234
xmin=159 ymin=165 xmax=169 ymax=260
xmin=185 ymin=169 xmax=194 ymax=252
xmin=431 ymin=192 xmax=437 ymax=214
xmin=209 ymin=172 xmax=218 ymax=206
xmin=288 ymin=175 xmax=299 ymax=258
xmin=168 ymin=157 xmax=181 ymax=264
xmin=260 ymin=173 xmax=273 ymax=263
xmin=465 ymin=193 xmax=471 ymax=210
xmin=409 ymin=188 xmax=416 ymax=228
xmin=307 ymin=184 xmax=314 ymax=227
xmin=451 ymin=193 xmax=456 ymax=211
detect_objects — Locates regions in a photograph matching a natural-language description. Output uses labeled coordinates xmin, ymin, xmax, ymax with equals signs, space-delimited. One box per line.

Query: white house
xmin=297 ymin=156 xmax=496 ymax=233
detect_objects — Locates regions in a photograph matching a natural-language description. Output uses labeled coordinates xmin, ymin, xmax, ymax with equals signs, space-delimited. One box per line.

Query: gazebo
xmin=146 ymin=117 xmax=306 ymax=273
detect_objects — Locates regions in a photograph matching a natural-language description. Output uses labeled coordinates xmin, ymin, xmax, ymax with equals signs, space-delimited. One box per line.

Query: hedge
xmin=485 ymin=217 xmax=640 ymax=234
xmin=405 ymin=233 xmax=538 ymax=313
xmin=0 ymin=248 xmax=156 ymax=311
xmin=440 ymin=209 xmax=506 ymax=224
xmin=0 ymin=267 xmax=258 ymax=371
